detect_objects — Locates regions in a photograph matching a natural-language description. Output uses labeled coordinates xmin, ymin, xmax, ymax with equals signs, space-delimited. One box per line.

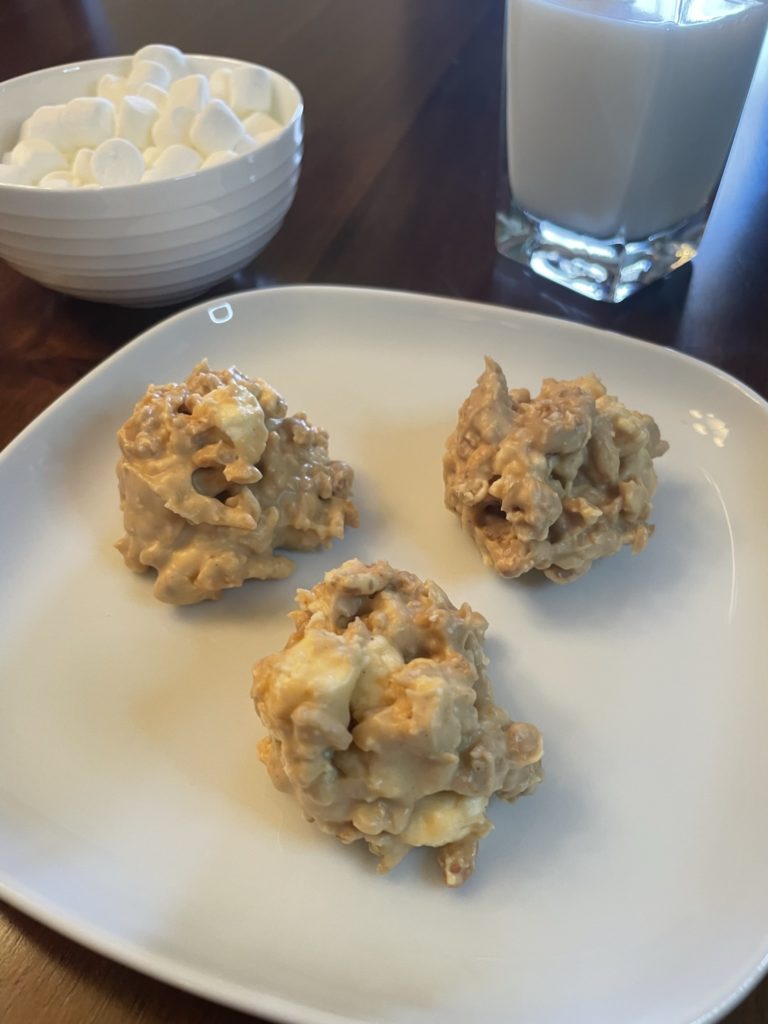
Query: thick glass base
xmin=495 ymin=203 xmax=708 ymax=303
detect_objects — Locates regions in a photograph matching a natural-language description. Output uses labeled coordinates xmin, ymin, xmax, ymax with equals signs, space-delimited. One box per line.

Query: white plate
xmin=2 ymin=286 xmax=767 ymax=1024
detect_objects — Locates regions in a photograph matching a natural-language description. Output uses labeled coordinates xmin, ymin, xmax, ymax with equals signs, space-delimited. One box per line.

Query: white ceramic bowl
xmin=0 ymin=55 xmax=303 ymax=306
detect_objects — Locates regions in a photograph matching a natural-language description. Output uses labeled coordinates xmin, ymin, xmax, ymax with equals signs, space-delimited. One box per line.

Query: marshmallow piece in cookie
xmin=229 ymin=65 xmax=271 ymax=116
xmin=91 ymin=137 xmax=144 ymax=186
xmin=189 ymin=100 xmax=244 ymax=156
xmin=168 ymin=74 xmax=210 ymax=113
xmin=59 ymin=98 xmax=116 ymax=151
xmin=116 ymin=95 xmax=159 ymax=150
xmin=151 ymin=106 xmax=195 ymax=148
xmin=10 ymin=138 xmax=67 ymax=184
xmin=151 ymin=143 xmax=202 ymax=178
xmin=133 ymin=44 xmax=188 ymax=81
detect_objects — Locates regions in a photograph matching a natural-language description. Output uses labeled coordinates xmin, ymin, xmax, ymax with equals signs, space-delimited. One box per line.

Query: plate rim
xmin=2 ymin=284 xmax=767 ymax=467
xmin=0 ymin=872 xmax=345 ymax=1024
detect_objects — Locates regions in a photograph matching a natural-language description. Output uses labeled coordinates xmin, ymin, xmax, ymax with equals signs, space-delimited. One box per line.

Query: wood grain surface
xmin=1 ymin=2 xmax=767 ymax=1022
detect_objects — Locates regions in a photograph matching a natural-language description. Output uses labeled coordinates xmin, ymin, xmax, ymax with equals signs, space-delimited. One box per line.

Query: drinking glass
xmin=496 ymin=0 xmax=768 ymax=302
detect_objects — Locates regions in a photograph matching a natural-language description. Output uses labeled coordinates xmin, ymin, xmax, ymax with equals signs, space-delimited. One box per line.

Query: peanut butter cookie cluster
xmin=252 ymin=559 xmax=543 ymax=886
xmin=443 ymin=358 xmax=668 ymax=582
xmin=116 ymin=361 xmax=357 ymax=604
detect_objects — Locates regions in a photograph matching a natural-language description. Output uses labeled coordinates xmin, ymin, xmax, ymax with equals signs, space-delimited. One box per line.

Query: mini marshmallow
xmin=256 ymin=127 xmax=281 ymax=146
xmin=4 ymin=46 xmax=292 ymax=191
xmin=201 ymin=149 xmax=238 ymax=169
xmin=127 ymin=59 xmax=171 ymax=91
xmin=20 ymin=105 xmax=68 ymax=149
xmin=233 ymin=134 xmax=259 ymax=155
xmin=142 ymin=145 xmax=161 ymax=167
xmin=116 ymin=95 xmax=159 ymax=150
xmin=91 ymin=137 xmax=144 ymax=186
xmin=97 ymin=74 xmax=130 ymax=105
xmin=59 ymin=98 xmax=116 ymax=151
xmin=10 ymin=138 xmax=67 ymax=184
xmin=151 ymin=106 xmax=195 ymax=148
xmin=229 ymin=65 xmax=272 ymax=116
xmin=138 ymin=83 xmax=169 ymax=111
xmin=39 ymin=171 xmax=75 ymax=189
xmin=133 ymin=44 xmax=188 ymax=81
xmin=243 ymin=111 xmax=282 ymax=136
xmin=168 ymin=74 xmax=210 ymax=113
xmin=189 ymin=100 xmax=244 ymax=157
xmin=72 ymin=147 xmax=95 ymax=184
xmin=0 ymin=164 xmax=27 ymax=184
xmin=209 ymin=67 xmax=232 ymax=102
xmin=151 ymin=143 xmax=202 ymax=178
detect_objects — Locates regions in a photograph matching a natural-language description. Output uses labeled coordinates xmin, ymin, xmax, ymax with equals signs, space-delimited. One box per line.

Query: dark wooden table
xmin=1 ymin=2 xmax=767 ymax=1021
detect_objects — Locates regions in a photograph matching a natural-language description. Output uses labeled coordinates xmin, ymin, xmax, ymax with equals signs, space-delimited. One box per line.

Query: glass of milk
xmin=496 ymin=0 xmax=768 ymax=302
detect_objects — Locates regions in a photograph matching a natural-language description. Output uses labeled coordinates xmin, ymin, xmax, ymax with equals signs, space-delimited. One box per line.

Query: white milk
xmin=505 ymin=0 xmax=768 ymax=240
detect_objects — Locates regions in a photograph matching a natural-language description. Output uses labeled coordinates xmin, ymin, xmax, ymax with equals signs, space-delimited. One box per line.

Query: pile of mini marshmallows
xmin=0 ymin=44 xmax=284 ymax=189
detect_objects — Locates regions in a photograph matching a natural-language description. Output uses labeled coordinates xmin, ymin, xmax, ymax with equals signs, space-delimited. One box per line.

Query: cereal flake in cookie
xmin=116 ymin=361 xmax=357 ymax=604
xmin=251 ymin=558 xmax=543 ymax=887
xmin=443 ymin=358 xmax=669 ymax=582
